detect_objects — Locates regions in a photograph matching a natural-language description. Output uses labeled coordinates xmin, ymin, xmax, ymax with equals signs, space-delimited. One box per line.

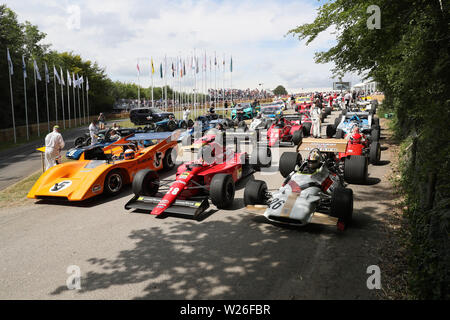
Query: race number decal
xmin=270 ymin=199 xmax=285 ymax=210
xmin=154 ymin=152 xmax=163 ymax=167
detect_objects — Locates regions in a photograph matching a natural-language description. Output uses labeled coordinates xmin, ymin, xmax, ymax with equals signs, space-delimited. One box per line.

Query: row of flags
xmin=7 ymin=48 xmax=89 ymax=90
xmin=137 ymin=55 xmax=233 ymax=79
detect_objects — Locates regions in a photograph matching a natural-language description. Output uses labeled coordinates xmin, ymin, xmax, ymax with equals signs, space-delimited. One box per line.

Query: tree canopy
xmin=289 ymin=0 xmax=449 ymax=299
xmin=273 ymin=85 xmax=288 ymax=96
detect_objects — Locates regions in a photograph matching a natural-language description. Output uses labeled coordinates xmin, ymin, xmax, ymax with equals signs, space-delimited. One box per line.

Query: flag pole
xmin=7 ymin=49 xmax=16 ymax=143
xmin=23 ymin=57 xmax=29 ymax=140
xmin=77 ymin=76 xmax=82 ymax=125
xmin=86 ymin=78 xmax=90 ymax=122
xmin=67 ymin=71 xmax=71 ymax=128
xmin=33 ymin=61 xmax=40 ymax=136
xmin=44 ymin=63 xmax=50 ymax=132
xmin=60 ymin=69 xmax=65 ymax=129
xmin=137 ymin=59 xmax=140 ymax=107
xmin=72 ymin=73 xmax=77 ymax=127
xmin=81 ymin=78 xmax=86 ymax=125
xmin=53 ymin=65 xmax=58 ymax=127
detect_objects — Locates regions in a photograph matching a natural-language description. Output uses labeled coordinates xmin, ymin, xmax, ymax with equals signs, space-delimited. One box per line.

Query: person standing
xmin=98 ymin=113 xmax=106 ymax=130
xmin=183 ymin=107 xmax=191 ymax=122
xmin=310 ymin=100 xmax=322 ymax=138
xmin=44 ymin=125 xmax=65 ymax=170
xmin=89 ymin=120 xmax=99 ymax=145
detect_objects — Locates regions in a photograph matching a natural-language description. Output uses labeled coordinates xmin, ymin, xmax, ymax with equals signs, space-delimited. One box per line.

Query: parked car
xmin=129 ymin=107 xmax=174 ymax=125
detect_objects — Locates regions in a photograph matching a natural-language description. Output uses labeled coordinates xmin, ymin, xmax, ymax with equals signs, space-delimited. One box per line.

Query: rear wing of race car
xmin=297 ymin=138 xmax=348 ymax=153
xmin=345 ymin=112 xmax=369 ymax=119
xmin=282 ymin=114 xmax=302 ymax=122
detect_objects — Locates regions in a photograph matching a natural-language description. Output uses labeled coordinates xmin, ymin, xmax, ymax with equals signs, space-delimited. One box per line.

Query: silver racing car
xmin=244 ymin=147 xmax=354 ymax=231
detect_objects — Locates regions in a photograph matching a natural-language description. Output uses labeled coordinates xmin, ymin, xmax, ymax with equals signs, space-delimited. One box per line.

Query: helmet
xmin=307 ymin=149 xmax=322 ymax=170
xmin=98 ymin=133 xmax=105 ymax=141
xmin=124 ymin=149 xmax=135 ymax=160
xmin=350 ymin=132 xmax=362 ymax=144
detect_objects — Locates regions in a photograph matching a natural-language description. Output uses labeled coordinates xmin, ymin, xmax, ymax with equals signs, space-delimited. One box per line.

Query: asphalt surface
xmin=0 ymin=110 xmax=394 ymax=299
xmin=0 ymin=120 xmax=126 ymax=191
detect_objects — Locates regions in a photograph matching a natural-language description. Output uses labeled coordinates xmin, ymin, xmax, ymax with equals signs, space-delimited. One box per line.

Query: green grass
xmin=0 ymin=171 xmax=41 ymax=207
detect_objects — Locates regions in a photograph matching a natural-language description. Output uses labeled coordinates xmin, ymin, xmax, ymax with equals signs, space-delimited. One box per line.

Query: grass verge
xmin=0 ymin=171 xmax=41 ymax=208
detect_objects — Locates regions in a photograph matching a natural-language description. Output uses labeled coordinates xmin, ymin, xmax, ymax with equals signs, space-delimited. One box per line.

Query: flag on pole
xmin=60 ymin=67 xmax=65 ymax=86
xmin=137 ymin=63 xmax=140 ymax=75
xmin=67 ymin=70 xmax=72 ymax=86
xmin=44 ymin=62 xmax=50 ymax=83
xmin=7 ymin=48 xmax=13 ymax=75
xmin=172 ymin=62 xmax=175 ymax=77
xmin=73 ymin=73 xmax=76 ymax=88
xmin=160 ymin=63 xmax=163 ymax=79
xmin=33 ymin=60 xmax=41 ymax=81
xmin=196 ymin=57 xmax=199 ymax=74
xmin=22 ymin=55 xmax=27 ymax=78
xmin=230 ymin=56 xmax=233 ymax=72
xmin=151 ymin=58 xmax=155 ymax=74
xmin=86 ymin=77 xmax=89 ymax=91
xmin=53 ymin=66 xmax=61 ymax=84
xmin=214 ymin=54 xmax=217 ymax=66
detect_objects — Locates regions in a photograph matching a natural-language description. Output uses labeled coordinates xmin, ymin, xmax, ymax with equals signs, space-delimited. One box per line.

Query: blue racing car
xmin=326 ymin=112 xmax=380 ymax=140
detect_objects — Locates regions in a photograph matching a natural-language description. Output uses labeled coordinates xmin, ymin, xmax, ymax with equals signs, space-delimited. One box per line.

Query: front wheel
xmin=163 ymin=148 xmax=176 ymax=171
xmin=330 ymin=187 xmax=353 ymax=229
xmin=104 ymin=170 xmax=124 ymax=196
xmin=369 ymin=141 xmax=381 ymax=164
xmin=244 ymin=180 xmax=268 ymax=206
xmin=279 ymin=152 xmax=302 ymax=178
xmin=210 ymin=174 xmax=235 ymax=209
xmin=292 ymin=130 xmax=303 ymax=145
xmin=132 ymin=169 xmax=160 ymax=196
xmin=344 ymin=155 xmax=368 ymax=184
xmin=74 ymin=136 xmax=85 ymax=147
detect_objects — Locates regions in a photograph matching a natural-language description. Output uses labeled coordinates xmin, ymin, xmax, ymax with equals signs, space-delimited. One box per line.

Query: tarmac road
xmin=0 ymin=109 xmax=395 ymax=299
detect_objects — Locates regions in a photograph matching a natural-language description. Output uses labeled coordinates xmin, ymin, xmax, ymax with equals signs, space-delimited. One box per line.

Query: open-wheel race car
xmin=28 ymin=132 xmax=178 ymax=202
xmin=244 ymin=148 xmax=354 ymax=231
xmin=327 ymin=112 xmax=380 ymax=141
xmin=125 ymin=131 xmax=272 ymax=219
xmin=264 ymin=115 xmax=304 ymax=147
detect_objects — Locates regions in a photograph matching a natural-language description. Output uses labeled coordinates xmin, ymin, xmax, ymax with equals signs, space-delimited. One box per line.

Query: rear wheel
xmin=74 ymin=136 xmax=85 ymax=147
xmin=326 ymin=125 xmax=336 ymax=138
xmin=163 ymin=148 xmax=176 ymax=171
xmin=371 ymin=127 xmax=380 ymax=141
xmin=369 ymin=141 xmax=381 ymax=164
xmin=335 ymin=129 xmax=344 ymax=139
xmin=167 ymin=120 xmax=178 ymax=131
xmin=334 ymin=116 xmax=341 ymax=127
xmin=292 ymin=130 xmax=303 ymax=145
xmin=279 ymin=152 xmax=302 ymax=178
xmin=302 ymin=122 xmax=311 ymax=136
xmin=210 ymin=174 xmax=235 ymax=209
xmin=104 ymin=170 xmax=124 ymax=196
xmin=179 ymin=121 xmax=188 ymax=129
xmin=156 ymin=126 xmax=165 ymax=132
xmin=132 ymin=169 xmax=160 ymax=196
xmin=244 ymin=180 xmax=268 ymax=206
xmin=187 ymin=119 xmax=195 ymax=128
xmin=344 ymin=155 xmax=368 ymax=184
xmin=330 ymin=187 xmax=353 ymax=229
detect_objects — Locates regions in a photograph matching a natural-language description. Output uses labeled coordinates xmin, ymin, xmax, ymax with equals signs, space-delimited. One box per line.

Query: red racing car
xmin=125 ymin=132 xmax=272 ymax=218
xmin=265 ymin=115 xmax=304 ymax=147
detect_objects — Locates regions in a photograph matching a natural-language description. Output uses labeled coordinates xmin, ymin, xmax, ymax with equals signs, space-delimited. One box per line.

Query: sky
xmin=4 ymin=0 xmax=361 ymax=93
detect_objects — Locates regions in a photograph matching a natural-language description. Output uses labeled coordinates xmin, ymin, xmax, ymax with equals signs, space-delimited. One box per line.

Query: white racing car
xmin=244 ymin=146 xmax=354 ymax=231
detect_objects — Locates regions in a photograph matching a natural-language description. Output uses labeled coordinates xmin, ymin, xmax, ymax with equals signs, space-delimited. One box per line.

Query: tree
xmin=288 ymin=0 xmax=449 ymax=299
xmin=273 ymin=85 xmax=288 ymax=96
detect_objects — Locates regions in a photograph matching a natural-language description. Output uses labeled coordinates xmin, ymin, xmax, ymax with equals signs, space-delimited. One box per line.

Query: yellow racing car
xmin=27 ymin=132 xmax=178 ymax=201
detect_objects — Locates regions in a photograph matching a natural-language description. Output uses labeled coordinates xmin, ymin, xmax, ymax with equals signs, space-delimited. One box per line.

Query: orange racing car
xmin=27 ymin=132 xmax=178 ymax=201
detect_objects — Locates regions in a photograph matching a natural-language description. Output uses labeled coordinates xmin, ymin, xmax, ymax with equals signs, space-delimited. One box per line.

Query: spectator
xmin=98 ymin=113 xmax=106 ymax=129
xmin=44 ymin=125 xmax=65 ymax=170
xmin=89 ymin=120 xmax=100 ymax=145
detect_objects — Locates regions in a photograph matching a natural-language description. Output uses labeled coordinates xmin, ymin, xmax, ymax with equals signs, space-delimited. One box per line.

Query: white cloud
xmin=4 ymin=0 xmax=360 ymax=93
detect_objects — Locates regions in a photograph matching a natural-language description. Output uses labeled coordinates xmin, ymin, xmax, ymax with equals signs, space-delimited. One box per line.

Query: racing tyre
xmin=344 ymin=155 xmax=368 ymax=184
xmin=292 ymin=130 xmax=303 ymax=146
xmin=371 ymin=127 xmax=380 ymax=141
xmin=302 ymin=122 xmax=312 ymax=137
xmin=334 ymin=116 xmax=341 ymax=127
xmin=167 ymin=120 xmax=178 ymax=131
xmin=210 ymin=174 xmax=235 ymax=209
xmin=179 ymin=121 xmax=188 ymax=129
xmin=132 ymin=169 xmax=160 ymax=196
xmin=163 ymin=148 xmax=176 ymax=171
xmin=104 ymin=170 xmax=124 ymax=196
xmin=326 ymin=125 xmax=336 ymax=138
xmin=369 ymin=141 xmax=381 ymax=164
xmin=251 ymin=147 xmax=272 ymax=170
xmin=244 ymin=180 xmax=268 ymax=206
xmin=74 ymin=136 xmax=85 ymax=147
xmin=325 ymin=107 xmax=332 ymax=115
xmin=279 ymin=152 xmax=302 ymax=178
xmin=330 ymin=187 xmax=353 ymax=228
xmin=187 ymin=119 xmax=195 ymax=128
xmin=238 ymin=120 xmax=246 ymax=128
xmin=372 ymin=117 xmax=380 ymax=127
xmin=156 ymin=126 xmax=165 ymax=132
xmin=335 ymin=129 xmax=344 ymax=139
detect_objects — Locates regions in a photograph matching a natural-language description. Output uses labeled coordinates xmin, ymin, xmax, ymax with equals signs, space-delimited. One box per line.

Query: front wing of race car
xmin=125 ymin=195 xmax=210 ymax=217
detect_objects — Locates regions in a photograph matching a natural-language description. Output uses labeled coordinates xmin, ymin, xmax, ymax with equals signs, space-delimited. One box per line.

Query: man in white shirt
xmin=44 ymin=125 xmax=65 ymax=170
xmin=344 ymin=91 xmax=352 ymax=109
xmin=310 ymin=100 xmax=322 ymax=138
xmin=89 ymin=120 xmax=99 ymax=145
xmin=183 ymin=107 xmax=191 ymax=122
